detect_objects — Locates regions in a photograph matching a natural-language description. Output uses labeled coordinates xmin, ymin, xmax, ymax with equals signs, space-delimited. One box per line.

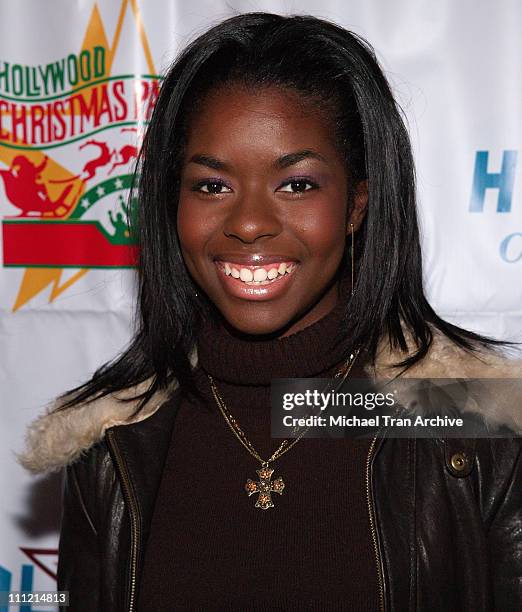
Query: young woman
xmin=20 ymin=12 xmax=521 ymax=612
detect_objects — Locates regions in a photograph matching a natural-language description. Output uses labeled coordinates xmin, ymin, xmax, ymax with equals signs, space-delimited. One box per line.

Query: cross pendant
xmin=245 ymin=463 xmax=285 ymax=509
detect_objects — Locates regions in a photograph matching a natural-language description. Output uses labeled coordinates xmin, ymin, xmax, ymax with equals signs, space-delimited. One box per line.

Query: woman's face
xmin=177 ymin=85 xmax=367 ymax=337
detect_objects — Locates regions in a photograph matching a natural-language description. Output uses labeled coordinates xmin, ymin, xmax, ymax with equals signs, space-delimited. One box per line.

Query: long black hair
xmin=57 ymin=12 xmax=505 ymax=413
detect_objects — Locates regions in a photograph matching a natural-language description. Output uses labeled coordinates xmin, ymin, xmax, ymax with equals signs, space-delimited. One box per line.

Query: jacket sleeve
xmin=485 ymin=439 xmax=522 ymax=609
xmin=57 ymin=458 xmax=101 ymax=611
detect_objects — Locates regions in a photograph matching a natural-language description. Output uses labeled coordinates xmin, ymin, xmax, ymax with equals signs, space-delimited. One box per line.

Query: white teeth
xmin=253 ymin=268 xmax=268 ymax=282
xmin=220 ymin=261 xmax=297 ymax=284
xmin=239 ymin=268 xmax=253 ymax=282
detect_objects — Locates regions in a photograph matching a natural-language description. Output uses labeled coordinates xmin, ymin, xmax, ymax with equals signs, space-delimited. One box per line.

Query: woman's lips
xmin=214 ymin=260 xmax=298 ymax=301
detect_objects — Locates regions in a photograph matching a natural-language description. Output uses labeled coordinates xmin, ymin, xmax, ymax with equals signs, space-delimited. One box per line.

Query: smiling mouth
xmin=213 ymin=260 xmax=299 ymax=300
xmin=216 ymin=261 xmax=297 ymax=284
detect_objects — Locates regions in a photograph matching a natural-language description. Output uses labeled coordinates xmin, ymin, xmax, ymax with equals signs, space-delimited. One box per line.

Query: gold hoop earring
xmin=350 ymin=223 xmax=355 ymax=296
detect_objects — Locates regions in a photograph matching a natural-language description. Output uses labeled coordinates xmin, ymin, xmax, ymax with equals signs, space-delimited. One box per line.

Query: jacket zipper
xmin=366 ymin=433 xmax=386 ymax=612
xmin=106 ymin=429 xmax=140 ymax=612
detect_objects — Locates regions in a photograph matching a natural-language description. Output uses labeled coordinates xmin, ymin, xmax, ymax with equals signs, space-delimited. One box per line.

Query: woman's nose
xmin=222 ymin=191 xmax=282 ymax=244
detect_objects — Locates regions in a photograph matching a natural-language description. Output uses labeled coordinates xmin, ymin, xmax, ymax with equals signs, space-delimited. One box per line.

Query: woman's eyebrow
xmin=188 ymin=154 xmax=229 ymax=171
xmin=275 ymin=149 xmax=328 ymax=168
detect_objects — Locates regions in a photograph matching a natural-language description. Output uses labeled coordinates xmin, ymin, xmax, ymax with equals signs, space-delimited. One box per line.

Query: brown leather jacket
xmin=55 ymin=390 xmax=522 ymax=611
xmin=19 ymin=336 xmax=522 ymax=611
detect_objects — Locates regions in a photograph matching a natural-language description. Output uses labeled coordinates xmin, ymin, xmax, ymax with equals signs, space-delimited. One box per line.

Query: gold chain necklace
xmin=207 ymin=346 xmax=361 ymax=510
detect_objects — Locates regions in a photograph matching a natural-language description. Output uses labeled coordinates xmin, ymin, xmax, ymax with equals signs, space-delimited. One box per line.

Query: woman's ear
xmin=346 ymin=180 xmax=368 ymax=234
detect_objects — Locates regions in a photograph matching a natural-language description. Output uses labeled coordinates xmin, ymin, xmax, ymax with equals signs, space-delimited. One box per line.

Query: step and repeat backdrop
xmin=1 ymin=0 xmax=520 ymax=605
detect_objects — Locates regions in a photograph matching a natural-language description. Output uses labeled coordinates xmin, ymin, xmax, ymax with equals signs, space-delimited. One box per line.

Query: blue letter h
xmin=469 ymin=150 xmax=517 ymax=212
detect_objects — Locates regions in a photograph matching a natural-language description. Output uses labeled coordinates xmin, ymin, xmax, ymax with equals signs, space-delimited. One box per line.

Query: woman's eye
xmin=278 ymin=179 xmax=317 ymax=193
xmin=194 ymin=181 xmax=232 ymax=194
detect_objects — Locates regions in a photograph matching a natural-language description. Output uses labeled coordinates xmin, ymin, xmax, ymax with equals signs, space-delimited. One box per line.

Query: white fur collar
xmin=18 ymin=332 xmax=521 ymax=474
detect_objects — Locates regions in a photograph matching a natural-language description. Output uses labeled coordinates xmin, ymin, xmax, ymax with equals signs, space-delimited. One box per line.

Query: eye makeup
xmin=277 ymin=175 xmax=320 ymax=191
xmin=190 ymin=178 xmax=233 ymax=194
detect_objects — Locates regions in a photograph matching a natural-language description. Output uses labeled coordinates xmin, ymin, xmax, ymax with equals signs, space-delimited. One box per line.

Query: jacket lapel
xmin=107 ymin=388 xmax=183 ymax=576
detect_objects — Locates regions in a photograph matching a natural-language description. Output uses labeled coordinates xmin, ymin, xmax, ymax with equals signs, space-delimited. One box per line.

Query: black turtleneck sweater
xmin=138 ymin=287 xmax=380 ymax=611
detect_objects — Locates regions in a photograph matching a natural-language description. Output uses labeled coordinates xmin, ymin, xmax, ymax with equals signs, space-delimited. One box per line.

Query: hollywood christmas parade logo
xmin=0 ymin=2 xmax=159 ymax=310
